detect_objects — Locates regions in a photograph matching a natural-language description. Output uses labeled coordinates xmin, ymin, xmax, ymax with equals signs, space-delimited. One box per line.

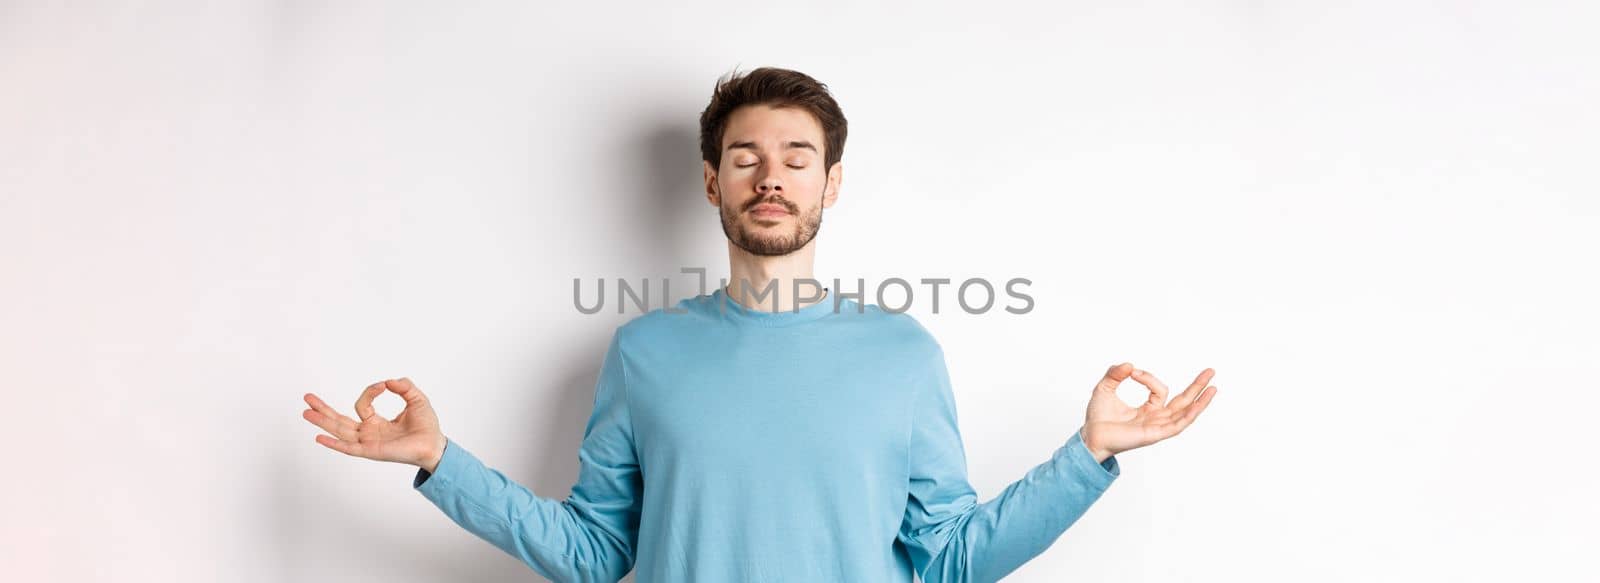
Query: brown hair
xmin=699 ymin=66 xmax=848 ymax=173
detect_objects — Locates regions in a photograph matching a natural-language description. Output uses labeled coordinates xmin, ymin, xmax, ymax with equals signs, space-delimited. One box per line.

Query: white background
xmin=2 ymin=1 xmax=1596 ymax=581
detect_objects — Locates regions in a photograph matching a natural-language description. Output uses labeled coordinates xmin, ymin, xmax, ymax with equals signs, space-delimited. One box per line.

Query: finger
xmin=355 ymin=381 xmax=387 ymax=421
xmin=1163 ymin=385 xmax=1218 ymax=437
xmin=1095 ymin=362 xmax=1135 ymax=393
xmin=1166 ymin=368 xmax=1216 ymax=410
xmin=385 ymin=377 xmax=427 ymax=406
xmin=314 ymin=433 xmax=366 ymax=458
xmin=304 ymin=393 xmax=358 ymax=432
xmin=1129 ymin=368 xmax=1169 ymax=407
xmin=302 ymin=408 xmax=356 ymax=441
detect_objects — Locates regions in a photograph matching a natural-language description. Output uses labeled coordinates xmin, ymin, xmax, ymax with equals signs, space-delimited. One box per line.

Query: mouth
xmin=749 ymin=204 xmax=790 ymax=218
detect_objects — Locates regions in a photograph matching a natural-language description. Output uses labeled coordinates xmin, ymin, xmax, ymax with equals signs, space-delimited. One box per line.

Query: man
xmin=300 ymin=66 xmax=1218 ymax=582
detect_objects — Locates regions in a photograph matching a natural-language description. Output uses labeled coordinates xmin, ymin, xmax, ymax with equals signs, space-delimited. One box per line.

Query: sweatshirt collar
xmin=708 ymin=285 xmax=847 ymax=327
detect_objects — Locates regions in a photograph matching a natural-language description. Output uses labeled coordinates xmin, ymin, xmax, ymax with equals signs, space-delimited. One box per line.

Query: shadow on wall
xmin=271 ymin=109 xmax=703 ymax=583
xmin=635 ymin=120 xmax=715 ymax=274
xmin=514 ymin=113 xmax=706 ymax=583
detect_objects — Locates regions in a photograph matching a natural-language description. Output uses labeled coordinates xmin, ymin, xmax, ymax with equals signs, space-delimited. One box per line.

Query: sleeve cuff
xmin=412 ymin=437 xmax=469 ymax=491
xmin=1063 ymin=428 xmax=1120 ymax=487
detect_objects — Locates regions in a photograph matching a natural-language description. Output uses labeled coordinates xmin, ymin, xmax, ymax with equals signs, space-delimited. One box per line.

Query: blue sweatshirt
xmin=412 ymin=287 xmax=1119 ymax=582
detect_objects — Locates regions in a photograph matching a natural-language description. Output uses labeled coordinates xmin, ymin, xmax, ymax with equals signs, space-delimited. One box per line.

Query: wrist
xmin=1081 ymin=427 xmax=1113 ymax=463
xmin=1090 ymin=447 xmax=1113 ymax=464
xmin=420 ymin=434 xmax=446 ymax=474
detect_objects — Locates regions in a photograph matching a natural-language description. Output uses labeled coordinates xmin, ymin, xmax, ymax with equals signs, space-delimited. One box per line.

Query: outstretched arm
xmin=897 ymin=354 xmax=1217 ymax=583
xmin=301 ymin=328 xmax=642 ymax=583
xmin=411 ymin=330 xmax=641 ymax=583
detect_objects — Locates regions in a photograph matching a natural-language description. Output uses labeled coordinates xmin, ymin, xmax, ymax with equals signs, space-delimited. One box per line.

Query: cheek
xmin=799 ymin=171 xmax=826 ymax=189
xmin=717 ymin=169 xmax=754 ymax=190
xmin=713 ymin=172 xmax=743 ymax=198
xmin=792 ymin=173 xmax=827 ymax=197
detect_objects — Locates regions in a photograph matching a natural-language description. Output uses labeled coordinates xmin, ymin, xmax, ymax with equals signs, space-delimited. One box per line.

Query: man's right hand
xmin=302 ymin=377 xmax=448 ymax=473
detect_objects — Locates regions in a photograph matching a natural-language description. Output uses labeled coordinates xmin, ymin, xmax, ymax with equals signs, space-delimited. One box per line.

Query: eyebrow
xmin=726 ymin=140 xmax=818 ymax=154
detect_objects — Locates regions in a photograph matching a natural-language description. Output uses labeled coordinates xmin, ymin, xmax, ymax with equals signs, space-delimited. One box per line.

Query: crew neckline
xmin=707 ymin=285 xmax=847 ymax=327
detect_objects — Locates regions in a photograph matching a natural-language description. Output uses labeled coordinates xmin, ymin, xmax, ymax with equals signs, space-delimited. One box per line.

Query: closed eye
xmin=735 ymin=162 xmax=807 ymax=170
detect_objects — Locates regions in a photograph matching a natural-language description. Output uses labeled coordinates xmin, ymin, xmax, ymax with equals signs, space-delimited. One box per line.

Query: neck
xmin=723 ymin=238 xmax=827 ymax=313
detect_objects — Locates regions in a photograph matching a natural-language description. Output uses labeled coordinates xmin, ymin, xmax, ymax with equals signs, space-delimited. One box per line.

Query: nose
xmin=756 ymin=174 xmax=782 ymax=195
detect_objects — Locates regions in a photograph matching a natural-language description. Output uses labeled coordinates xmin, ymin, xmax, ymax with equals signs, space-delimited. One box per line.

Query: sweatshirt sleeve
xmin=412 ymin=328 xmax=642 ymax=583
xmin=897 ymin=342 xmax=1120 ymax=583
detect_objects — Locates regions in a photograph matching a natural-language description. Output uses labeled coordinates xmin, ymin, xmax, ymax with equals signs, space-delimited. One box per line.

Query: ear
xmin=703 ymin=160 xmax=720 ymax=207
xmin=822 ymin=161 xmax=842 ymax=209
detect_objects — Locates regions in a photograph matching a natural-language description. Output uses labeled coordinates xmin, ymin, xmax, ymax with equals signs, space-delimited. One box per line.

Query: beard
xmin=719 ymin=191 xmax=824 ymax=257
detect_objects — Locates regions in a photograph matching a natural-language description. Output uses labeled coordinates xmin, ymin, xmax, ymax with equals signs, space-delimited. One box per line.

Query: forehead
xmin=722 ymin=104 xmax=824 ymax=150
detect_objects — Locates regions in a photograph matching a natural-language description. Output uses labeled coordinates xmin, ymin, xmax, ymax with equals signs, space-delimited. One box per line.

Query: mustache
xmin=745 ymin=196 xmax=797 ymax=213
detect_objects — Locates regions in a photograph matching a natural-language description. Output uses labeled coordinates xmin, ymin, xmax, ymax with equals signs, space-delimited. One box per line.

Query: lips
xmin=750 ymin=203 xmax=790 ymax=216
